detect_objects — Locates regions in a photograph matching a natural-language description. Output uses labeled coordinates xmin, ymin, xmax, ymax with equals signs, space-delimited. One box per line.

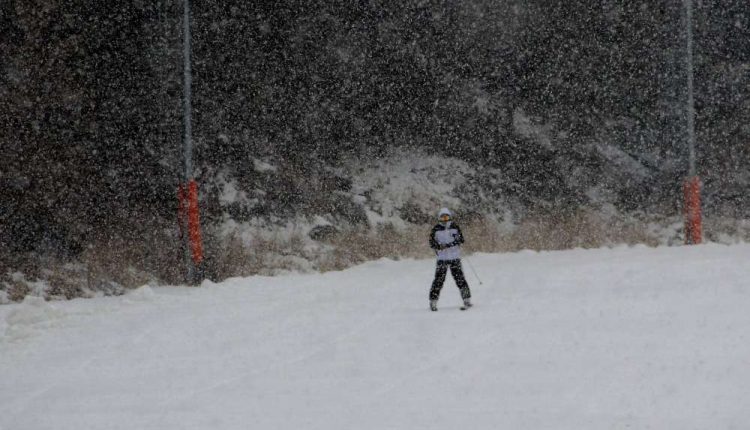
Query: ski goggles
xmin=439 ymin=214 xmax=452 ymax=222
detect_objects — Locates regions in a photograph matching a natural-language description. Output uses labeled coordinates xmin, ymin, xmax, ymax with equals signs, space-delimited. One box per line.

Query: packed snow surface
xmin=2 ymin=244 xmax=749 ymax=430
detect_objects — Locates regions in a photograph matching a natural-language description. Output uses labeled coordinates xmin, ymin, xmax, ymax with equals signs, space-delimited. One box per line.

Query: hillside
xmin=2 ymin=0 xmax=749 ymax=289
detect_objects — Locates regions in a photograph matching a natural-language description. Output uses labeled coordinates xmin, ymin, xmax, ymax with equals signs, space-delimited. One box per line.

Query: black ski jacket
xmin=429 ymin=222 xmax=465 ymax=261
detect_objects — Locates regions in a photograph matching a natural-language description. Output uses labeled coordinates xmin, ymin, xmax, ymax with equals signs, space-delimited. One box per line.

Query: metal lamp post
xmin=179 ymin=0 xmax=204 ymax=283
xmin=683 ymin=0 xmax=702 ymax=245
xmin=183 ymin=0 xmax=193 ymax=184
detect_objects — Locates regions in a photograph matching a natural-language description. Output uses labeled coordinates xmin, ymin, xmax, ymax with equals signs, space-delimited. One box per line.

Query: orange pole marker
xmin=187 ymin=180 xmax=204 ymax=264
xmin=683 ymin=176 xmax=702 ymax=245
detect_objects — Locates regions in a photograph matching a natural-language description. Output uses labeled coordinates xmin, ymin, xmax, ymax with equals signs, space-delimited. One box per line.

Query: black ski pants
xmin=429 ymin=259 xmax=471 ymax=301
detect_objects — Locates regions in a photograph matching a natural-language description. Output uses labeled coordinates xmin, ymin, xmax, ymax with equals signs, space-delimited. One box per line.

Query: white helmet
xmin=438 ymin=207 xmax=452 ymax=222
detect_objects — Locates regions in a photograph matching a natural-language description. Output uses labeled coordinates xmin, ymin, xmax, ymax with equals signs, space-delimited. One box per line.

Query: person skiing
xmin=428 ymin=208 xmax=472 ymax=311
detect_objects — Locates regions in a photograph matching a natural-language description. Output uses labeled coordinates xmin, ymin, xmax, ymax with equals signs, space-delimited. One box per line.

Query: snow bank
xmin=3 ymin=296 xmax=65 ymax=342
xmin=200 ymin=146 xmax=749 ymax=279
xmin=122 ymin=285 xmax=156 ymax=303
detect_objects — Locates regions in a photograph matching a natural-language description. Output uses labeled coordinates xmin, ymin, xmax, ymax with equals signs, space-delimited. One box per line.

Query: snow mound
xmin=123 ymin=285 xmax=156 ymax=303
xmin=2 ymin=296 xmax=65 ymax=342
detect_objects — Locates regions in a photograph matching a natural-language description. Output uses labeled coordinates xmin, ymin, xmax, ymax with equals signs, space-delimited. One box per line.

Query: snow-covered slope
xmin=2 ymin=244 xmax=749 ymax=430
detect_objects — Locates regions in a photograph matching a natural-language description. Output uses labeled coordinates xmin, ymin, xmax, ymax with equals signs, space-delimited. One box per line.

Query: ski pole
xmin=464 ymin=257 xmax=483 ymax=285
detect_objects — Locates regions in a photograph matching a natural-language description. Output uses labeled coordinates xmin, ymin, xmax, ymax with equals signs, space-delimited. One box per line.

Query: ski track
xmin=166 ymin=307 xmax=391 ymax=407
xmin=371 ymin=314 xmax=498 ymax=399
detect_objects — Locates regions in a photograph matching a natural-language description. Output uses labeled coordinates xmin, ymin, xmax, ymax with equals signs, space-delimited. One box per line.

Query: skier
xmin=428 ymin=208 xmax=472 ymax=311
